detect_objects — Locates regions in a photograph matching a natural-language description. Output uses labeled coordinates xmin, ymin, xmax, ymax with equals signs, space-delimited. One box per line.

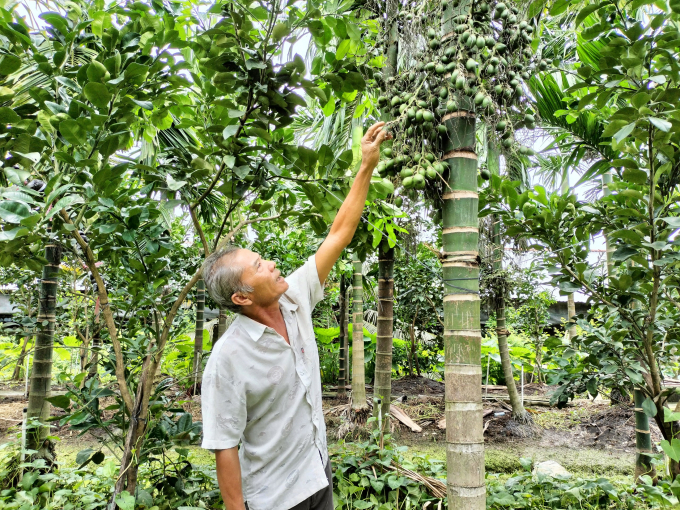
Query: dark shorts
xmin=246 ymin=459 xmax=333 ymax=510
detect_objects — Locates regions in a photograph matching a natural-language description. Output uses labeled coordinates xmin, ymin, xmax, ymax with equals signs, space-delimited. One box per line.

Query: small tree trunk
xmin=192 ymin=279 xmax=205 ymax=393
xmin=603 ymin=171 xmax=614 ymax=278
xmin=413 ymin=335 xmax=421 ymax=376
xmin=337 ymin=274 xmax=348 ymax=397
xmin=26 ymin=233 xmax=62 ymax=457
xmin=12 ymin=335 xmax=31 ymax=380
xmin=407 ymin=324 xmax=414 ymax=377
xmin=634 ymin=388 xmax=656 ymax=482
xmin=567 ymin=293 xmax=577 ymax=340
xmin=373 ymin=246 xmax=394 ymax=427
xmin=217 ymin=308 xmax=227 ymax=338
xmin=351 ymin=254 xmax=367 ymax=412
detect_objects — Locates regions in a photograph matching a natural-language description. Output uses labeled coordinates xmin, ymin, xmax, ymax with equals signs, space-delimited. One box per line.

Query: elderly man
xmin=200 ymin=122 xmax=391 ymax=510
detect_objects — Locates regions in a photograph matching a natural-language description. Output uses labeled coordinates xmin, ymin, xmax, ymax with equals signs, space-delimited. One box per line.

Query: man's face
xmin=230 ymin=249 xmax=289 ymax=307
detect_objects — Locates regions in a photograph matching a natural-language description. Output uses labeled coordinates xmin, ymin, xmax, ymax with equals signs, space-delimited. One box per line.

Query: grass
xmin=532 ymin=406 xmax=592 ymax=430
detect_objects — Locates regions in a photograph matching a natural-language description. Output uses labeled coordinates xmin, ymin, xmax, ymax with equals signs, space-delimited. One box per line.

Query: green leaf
xmin=124 ymin=63 xmax=149 ymax=85
xmin=0 ymin=107 xmax=20 ymax=123
xmin=622 ymin=168 xmax=647 ymax=185
xmin=586 ymin=378 xmax=598 ymax=397
xmin=166 ymin=175 xmax=186 ymax=191
xmin=575 ymin=3 xmax=604 ymax=26
xmin=0 ymin=226 xmax=28 ymax=241
xmin=660 ymin=439 xmax=680 ymax=462
xmin=115 ymin=491 xmax=136 ymax=510
xmin=75 ymin=448 xmax=95 ymax=466
xmin=298 ymin=146 xmax=318 ymax=169
xmin=59 ymin=119 xmax=87 ymax=145
xmin=549 ymin=0 xmax=573 ymax=15
xmin=46 ymin=195 xmax=84 ymax=219
xmin=641 ymin=397 xmax=657 ymax=418
xmin=613 ymin=123 xmax=635 ymax=143
xmin=136 ymin=489 xmax=153 ymax=508
xmin=336 ymin=39 xmax=351 ymax=60
xmin=602 ymin=119 xmax=630 ymax=137
xmin=99 ymin=135 xmax=121 ymax=158
xmin=46 ymin=394 xmax=70 ymax=409
xmin=0 ymin=54 xmax=21 ymax=75
xmin=0 ymin=201 xmax=31 ymax=223
xmin=223 ymin=124 xmax=239 ymax=139
xmin=663 ymin=406 xmax=680 ymax=423
xmin=612 ymin=245 xmax=638 ymax=261
xmin=649 ymin=117 xmax=672 ymax=132
xmin=83 ymin=82 xmax=111 ymax=109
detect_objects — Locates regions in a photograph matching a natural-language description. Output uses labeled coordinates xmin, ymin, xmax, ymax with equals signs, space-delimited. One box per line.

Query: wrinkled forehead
xmin=227 ymin=248 xmax=258 ymax=272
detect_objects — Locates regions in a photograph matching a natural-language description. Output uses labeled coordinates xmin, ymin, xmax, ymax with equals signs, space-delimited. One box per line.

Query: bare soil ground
xmin=0 ymin=376 xmax=651 ymax=477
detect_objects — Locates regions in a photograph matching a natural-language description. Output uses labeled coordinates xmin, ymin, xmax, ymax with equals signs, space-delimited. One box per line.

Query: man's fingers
xmin=372 ymin=128 xmax=390 ymax=146
xmin=364 ymin=121 xmax=386 ymax=141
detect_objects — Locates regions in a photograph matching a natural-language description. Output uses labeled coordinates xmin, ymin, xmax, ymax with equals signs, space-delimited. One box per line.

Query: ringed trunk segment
xmin=351 ymin=254 xmax=367 ymax=410
xmin=193 ymin=278 xmax=205 ymax=391
xmin=374 ymin=246 xmax=395 ymax=428
xmin=26 ymin=236 xmax=61 ymax=454
xmin=338 ymin=274 xmax=348 ymax=397
xmin=442 ymin=102 xmax=485 ymax=508
xmin=634 ymin=388 xmax=656 ymax=482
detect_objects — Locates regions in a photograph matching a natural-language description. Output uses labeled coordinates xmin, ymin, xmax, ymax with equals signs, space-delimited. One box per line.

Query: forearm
xmin=329 ymin=164 xmax=373 ymax=244
xmin=215 ymin=448 xmax=246 ymax=510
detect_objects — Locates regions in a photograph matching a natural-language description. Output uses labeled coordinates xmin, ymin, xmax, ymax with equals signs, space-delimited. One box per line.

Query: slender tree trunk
xmin=374 ymin=246 xmax=394 ymax=427
xmin=372 ymin=0 xmax=398 ymax=430
xmin=192 ymin=279 xmax=205 ymax=393
xmin=488 ymin=133 xmax=528 ymax=420
xmin=634 ymin=388 xmax=656 ymax=482
xmin=560 ymin=175 xmax=577 ymax=340
xmin=344 ymin=285 xmax=350 ymax=383
xmin=26 ymin=231 xmax=61 ymax=457
xmin=351 ymin=254 xmax=367 ymax=413
xmin=567 ymin=294 xmax=576 ymax=340
xmin=338 ymin=274 xmax=348 ymax=397
xmin=217 ymin=308 xmax=227 ymax=338
xmin=603 ymin=171 xmax=614 ymax=278
xmin=440 ymin=15 xmax=484 ymax=502
xmin=85 ymin=297 xmax=101 ymax=385
xmin=12 ymin=335 xmax=31 ymax=381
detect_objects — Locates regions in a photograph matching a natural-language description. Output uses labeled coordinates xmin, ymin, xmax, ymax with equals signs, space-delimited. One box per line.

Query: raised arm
xmin=315 ymin=122 xmax=391 ymax=284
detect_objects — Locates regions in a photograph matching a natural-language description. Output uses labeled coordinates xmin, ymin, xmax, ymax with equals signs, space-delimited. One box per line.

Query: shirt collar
xmin=236 ymin=299 xmax=298 ymax=342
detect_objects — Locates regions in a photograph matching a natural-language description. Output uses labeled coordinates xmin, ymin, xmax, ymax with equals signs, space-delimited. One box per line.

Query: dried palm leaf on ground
xmin=385 ymin=461 xmax=447 ymax=499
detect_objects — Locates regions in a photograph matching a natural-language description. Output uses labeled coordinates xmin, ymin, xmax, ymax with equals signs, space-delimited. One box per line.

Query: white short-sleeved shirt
xmin=201 ymin=255 xmax=328 ymax=510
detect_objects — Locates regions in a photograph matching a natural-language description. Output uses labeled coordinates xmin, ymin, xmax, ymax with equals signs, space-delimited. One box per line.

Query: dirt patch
xmin=385 ymin=376 xmax=445 ymax=397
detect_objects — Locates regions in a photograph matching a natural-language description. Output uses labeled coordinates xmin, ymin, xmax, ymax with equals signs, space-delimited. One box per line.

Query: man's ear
xmin=232 ymin=293 xmax=252 ymax=307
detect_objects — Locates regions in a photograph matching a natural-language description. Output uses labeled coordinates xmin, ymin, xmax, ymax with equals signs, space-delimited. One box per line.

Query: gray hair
xmin=201 ymin=245 xmax=254 ymax=314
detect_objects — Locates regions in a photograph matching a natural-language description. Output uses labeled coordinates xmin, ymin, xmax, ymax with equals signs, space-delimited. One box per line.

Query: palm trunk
xmin=217 ymin=308 xmax=227 ymax=338
xmin=12 ymin=335 xmax=31 ymax=381
xmin=26 ymin=231 xmax=61 ymax=456
xmin=374 ymin=246 xmax=394 ymax=427
xmin=338 ymin=274 xmax=348 ymax=397
xmin=192 ymin=279 xmax=205 ymax=393
xmin=440 ymin=15 xmax=484 ymax=503
xmin=351 ymin=253 xmax=367 ymax=412
xmin=372 ymin=0 xmax=398 ymax=428
xmin=634 ymin=388 xmax=656 ymax=481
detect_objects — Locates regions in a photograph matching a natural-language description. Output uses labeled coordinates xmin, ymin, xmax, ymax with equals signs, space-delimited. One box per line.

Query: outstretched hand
xmin=360 ymin=122 xmax=392 ymax=172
